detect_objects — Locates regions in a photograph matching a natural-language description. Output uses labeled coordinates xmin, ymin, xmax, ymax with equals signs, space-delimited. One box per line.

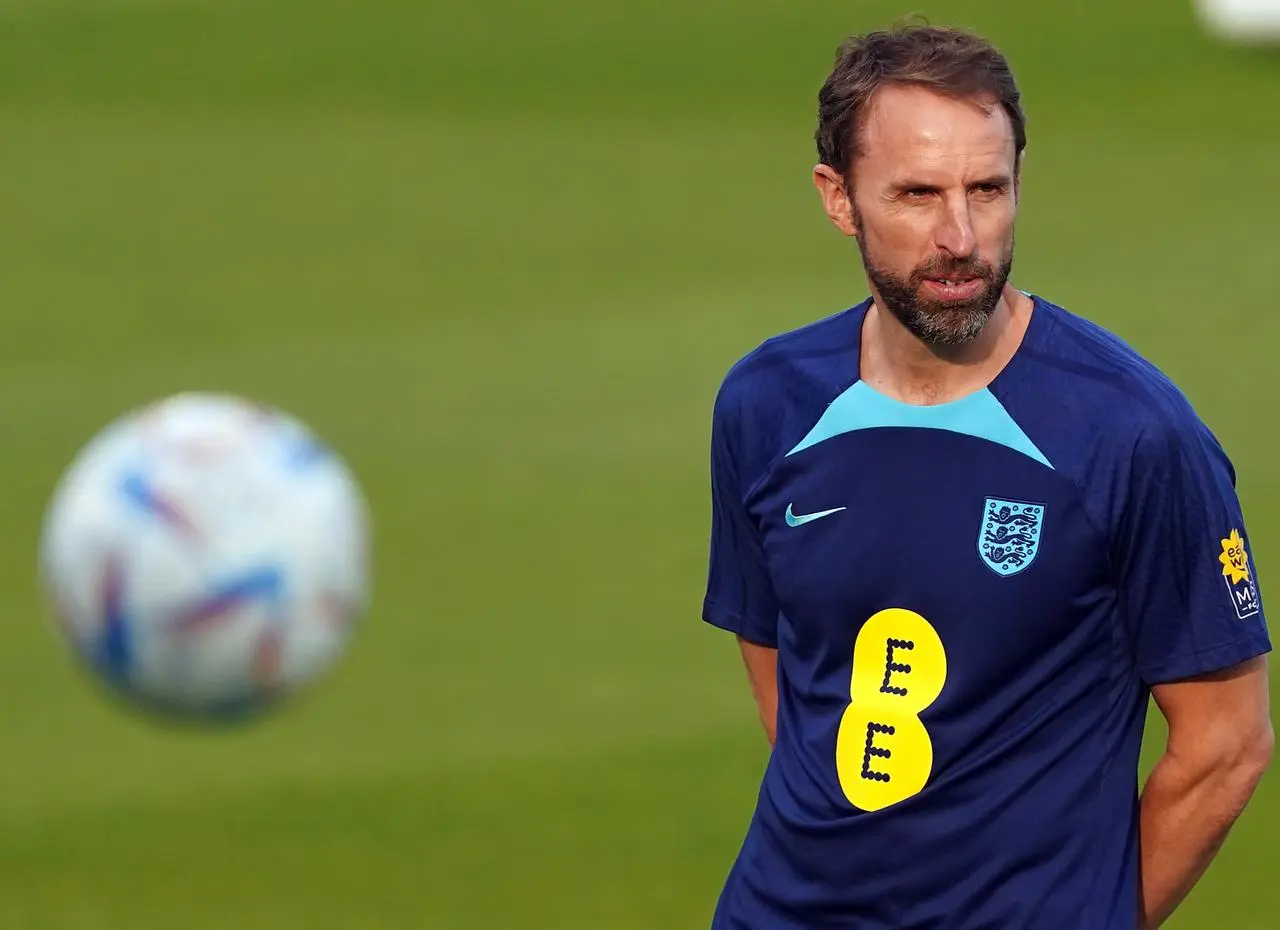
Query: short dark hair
xmin=815 ymin=24 xmax=1027 ymax=178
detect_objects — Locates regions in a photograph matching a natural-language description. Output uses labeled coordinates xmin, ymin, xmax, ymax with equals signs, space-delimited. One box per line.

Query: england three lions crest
xmin=979 ymin=498 xmax=1045 ymax=577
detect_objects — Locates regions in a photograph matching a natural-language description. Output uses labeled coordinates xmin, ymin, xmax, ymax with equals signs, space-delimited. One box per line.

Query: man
xmin=701 ymin=23 xmax=1273 ymax=930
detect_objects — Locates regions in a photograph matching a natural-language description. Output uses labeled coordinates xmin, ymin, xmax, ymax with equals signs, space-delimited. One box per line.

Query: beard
xmin=855 ymin=222 xmax=1014 ymax=348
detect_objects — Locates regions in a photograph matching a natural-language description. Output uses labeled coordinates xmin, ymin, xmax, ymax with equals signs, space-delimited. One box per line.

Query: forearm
xmin=1137 ymin=749 xmax=1266 ymax=929
xmin=737 ymin=636 xmax=778 ymax=746
xmin=756 ymin=686 xmax=777 ymax=747
xmin=748 ymin=668 xmax=778 ymax=748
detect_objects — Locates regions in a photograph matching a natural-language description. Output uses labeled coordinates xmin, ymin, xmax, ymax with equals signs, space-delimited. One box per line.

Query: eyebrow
xmin=969 ymin=173 xmax=1013 ymax=188
xmin=888 ymin=174 xmax=1013 ymax=194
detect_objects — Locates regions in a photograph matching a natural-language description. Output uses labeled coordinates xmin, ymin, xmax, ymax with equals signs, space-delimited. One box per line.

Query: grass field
xmin=0 ymin=1 xmax=1277 ymax=927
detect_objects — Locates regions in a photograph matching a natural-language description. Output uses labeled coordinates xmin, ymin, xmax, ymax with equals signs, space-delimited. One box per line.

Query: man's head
xmin=812 ymin=25 xmax=1027 ymax=347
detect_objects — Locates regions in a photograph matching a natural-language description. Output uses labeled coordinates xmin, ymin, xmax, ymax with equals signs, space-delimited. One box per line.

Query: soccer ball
xmin=1195 ymin=0 xmax=1280 ymax=44
xmin=38 ymin=392 xmax=371 ymax=722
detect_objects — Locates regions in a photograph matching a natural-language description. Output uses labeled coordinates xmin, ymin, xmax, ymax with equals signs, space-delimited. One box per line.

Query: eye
xmin=971 ymin=182 xmax=1007 ymax=197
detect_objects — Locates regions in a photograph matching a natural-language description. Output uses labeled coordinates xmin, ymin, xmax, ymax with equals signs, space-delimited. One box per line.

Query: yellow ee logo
xmin=1220 ymin=529 xmax=1250 ymax=584
xmin=1219 ymin=529 xmax=1261 ymax=620
xmin=835 ymin=608 xmax=948 ymax=812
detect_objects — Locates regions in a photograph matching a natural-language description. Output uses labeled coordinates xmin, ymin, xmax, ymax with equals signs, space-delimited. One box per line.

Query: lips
xmin=922 ymin=277 xmax=984 ymax=301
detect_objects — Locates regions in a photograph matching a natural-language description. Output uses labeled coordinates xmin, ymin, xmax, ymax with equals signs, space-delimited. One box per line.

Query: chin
xmin=911 ymin=305 xmax=996 ymax=347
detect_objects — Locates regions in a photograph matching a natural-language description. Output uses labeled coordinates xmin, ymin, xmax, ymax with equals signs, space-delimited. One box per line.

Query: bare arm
xmin=737 ymin=635 xmax=778 ymax=747
xmin=1139 ymin=656 xmax=1273 ymax=929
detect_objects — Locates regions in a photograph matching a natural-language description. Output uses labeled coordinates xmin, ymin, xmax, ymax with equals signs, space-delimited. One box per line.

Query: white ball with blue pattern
xmin=38 ymin=392 xmax=371 ymax=722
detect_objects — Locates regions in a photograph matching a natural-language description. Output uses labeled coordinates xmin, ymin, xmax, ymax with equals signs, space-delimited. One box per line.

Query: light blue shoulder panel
xmin=785 ymin=381 xmax=1052 ymax=469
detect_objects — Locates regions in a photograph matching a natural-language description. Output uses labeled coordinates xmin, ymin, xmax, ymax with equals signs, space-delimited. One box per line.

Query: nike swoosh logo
xmin=785 ymin=503 xmax=846 ymax=527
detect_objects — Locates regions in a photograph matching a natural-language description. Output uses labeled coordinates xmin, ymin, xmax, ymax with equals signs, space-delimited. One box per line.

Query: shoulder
xmin=711 ymin=301 xmax=865 ymax=487
xmin=715 ymin=302 xmax=863 ymax=402
xmin=1018 ymin=296 xmax=1230 ymax=482
xmin=1024 ymin=297 xmax=1215 ymax=443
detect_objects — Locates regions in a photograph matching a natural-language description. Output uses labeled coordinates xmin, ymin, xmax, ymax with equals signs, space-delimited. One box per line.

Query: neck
xmin=859 ymin=285 xmax=1032 ymax=405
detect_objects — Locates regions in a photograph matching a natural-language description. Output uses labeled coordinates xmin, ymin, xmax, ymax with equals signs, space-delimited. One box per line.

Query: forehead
xmin=857 ymin=83 xmax=1015 ymax=177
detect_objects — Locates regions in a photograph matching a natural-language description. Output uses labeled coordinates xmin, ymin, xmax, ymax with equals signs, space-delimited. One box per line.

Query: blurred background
xmin=0 ymin=0 xmax=1277 ymax=927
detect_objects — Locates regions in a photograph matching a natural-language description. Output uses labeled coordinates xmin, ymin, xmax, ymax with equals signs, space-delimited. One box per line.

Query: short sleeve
xmin=1116 ymin=414 xmax=1271 ymax=685
xmin=701 ymin=379 xmax=780 ymax=647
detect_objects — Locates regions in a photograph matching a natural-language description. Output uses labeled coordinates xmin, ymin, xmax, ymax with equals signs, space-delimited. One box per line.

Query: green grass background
xmin=0 ymin=0 xmax=1277 ymax=926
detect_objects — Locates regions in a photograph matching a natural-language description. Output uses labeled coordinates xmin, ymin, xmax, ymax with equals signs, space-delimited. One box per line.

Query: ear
xmin=813 ymin=164 xmax=858 ymax=237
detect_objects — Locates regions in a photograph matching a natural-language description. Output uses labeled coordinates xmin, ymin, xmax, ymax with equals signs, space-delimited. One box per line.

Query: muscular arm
xmin=737 ymin=635 xmax=778 ymax=747
xmin=1139 ymin=656 xmax=1273 ymax=929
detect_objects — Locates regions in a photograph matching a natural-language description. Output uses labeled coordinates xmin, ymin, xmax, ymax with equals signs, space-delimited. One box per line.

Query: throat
xmin=877 ymin=377 xmax=958 ymax=407
xmin=860 ymin=288 xmax=1031 ymax=406
xmin=863 ymin=346 xmax=990 ymax=405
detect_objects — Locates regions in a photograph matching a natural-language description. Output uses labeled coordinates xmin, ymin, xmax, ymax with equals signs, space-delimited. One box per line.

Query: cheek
xmin=974 ymin=202 xmax=1017 ymax=251
xmin=860 ymin=210 xmax=936 ymax=261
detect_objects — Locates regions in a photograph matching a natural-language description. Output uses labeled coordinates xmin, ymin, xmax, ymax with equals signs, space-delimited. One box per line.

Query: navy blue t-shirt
xmin=702 ymin=294 xmax=1271 ymax=929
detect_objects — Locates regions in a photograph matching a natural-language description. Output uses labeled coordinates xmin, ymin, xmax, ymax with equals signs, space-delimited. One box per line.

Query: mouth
xmin=922 ymin=276 xmax=984 ymax=301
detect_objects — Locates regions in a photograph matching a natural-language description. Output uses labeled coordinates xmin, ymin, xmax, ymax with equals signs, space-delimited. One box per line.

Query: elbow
xmin=1227 ymin=720 xmax=1274 ymax=801
xmin=1178 ymin=717 xmax=1276 ymax=808
xmin=1245 ymin=720 xmax=1275 ymax=785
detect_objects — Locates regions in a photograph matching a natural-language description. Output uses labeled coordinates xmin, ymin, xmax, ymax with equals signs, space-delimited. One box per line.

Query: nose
xmin=933 ymin=200 xmax=977 ymax=258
